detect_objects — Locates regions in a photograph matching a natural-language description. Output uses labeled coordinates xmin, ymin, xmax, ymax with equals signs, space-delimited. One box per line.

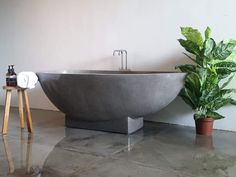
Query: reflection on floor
xmin=0 ymin=107 xmax=236 ymax=177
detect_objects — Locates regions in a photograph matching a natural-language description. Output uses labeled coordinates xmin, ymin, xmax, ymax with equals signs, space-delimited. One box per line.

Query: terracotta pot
xmin=195 ymin=118 xmax=214 ymax=136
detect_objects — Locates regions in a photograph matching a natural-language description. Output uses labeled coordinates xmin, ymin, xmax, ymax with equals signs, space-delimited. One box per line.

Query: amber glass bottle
xmin=6 ymin=65 xmax=17 ymax=87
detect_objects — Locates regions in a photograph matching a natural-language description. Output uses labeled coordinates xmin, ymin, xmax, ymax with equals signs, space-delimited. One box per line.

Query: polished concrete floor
xmin=0 ymin=107 xmax=236 ymax=177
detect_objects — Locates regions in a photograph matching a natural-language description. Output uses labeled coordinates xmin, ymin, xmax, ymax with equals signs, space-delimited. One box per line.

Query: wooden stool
xmin=2 ymin=86 xmax=33 ymax=135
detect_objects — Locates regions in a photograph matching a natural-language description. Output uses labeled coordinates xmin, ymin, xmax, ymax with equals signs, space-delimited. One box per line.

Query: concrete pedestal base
xmin=65 ymin=116 xmax=143 ymax=134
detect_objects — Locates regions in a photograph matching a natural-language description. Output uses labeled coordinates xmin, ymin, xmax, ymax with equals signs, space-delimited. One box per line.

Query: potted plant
xmin=176 ymin=26 xmax=236 ymax=136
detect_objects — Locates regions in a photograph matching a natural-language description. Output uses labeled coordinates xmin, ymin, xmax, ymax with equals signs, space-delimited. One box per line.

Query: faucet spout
xmin=113 ymin=49 xmax=128 ymax=71
xmin=122 ymin=50 xmax=127 ymax=70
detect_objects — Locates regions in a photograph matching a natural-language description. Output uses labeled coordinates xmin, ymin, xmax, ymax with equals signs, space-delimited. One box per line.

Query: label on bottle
xmin=7 ymin=75 xmax=17 ymax=78
xmin=6 ymin=75 xmax=17 ymax=86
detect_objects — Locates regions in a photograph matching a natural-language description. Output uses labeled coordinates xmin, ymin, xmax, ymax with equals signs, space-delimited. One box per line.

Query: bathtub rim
xmin=36 ymin=70 xmax=186 ymax=76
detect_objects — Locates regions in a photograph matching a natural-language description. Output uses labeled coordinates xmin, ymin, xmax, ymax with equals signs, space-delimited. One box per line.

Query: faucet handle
xmin=113 ymin=50 xmax=121 ymax=56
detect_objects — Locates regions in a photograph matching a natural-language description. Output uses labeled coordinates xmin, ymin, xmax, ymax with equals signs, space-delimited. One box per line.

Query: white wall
xmin=1 ymin=0 xmax=236 ymax=130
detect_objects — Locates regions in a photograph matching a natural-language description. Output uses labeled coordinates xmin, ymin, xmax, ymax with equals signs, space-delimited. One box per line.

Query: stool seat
xmin=3 ymin=86 xmax=26 ymax=90
xmin=2 ymin=86 xmax=33 ymax=134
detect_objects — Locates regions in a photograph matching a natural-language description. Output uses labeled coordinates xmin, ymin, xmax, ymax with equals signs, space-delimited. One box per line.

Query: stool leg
xmin=3 ymin=135 xmax=15 ymax=173
xmin=18 ymin=90 xmax=25 ymax=129
xmin=2 ymin=90 xmax=12 ymax=135
xmin=23 ymin=90 xmax=33 ymax=133
xmin=26 ymin=133 xmax=33 ymax=173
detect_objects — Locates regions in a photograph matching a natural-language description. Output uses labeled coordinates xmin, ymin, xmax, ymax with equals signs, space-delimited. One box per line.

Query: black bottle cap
xmin=8 ymin=65 xmax=11 ymax=73
xmin=11 ymin=65 xmax=16 ymax=75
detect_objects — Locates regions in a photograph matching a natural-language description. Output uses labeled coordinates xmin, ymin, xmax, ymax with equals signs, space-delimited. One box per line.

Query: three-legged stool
xmin=2 ymin=86 xmax=33 ymax=135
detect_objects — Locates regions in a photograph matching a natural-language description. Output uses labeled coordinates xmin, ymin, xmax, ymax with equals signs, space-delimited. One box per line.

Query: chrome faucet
xmin=113 ymin=50 xmax=128 ymax=71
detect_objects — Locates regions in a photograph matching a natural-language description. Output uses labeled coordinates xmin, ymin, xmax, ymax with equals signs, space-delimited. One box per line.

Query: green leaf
xmin=203 ymin=38 xmax=216 ymax=57
xmin=179 ymin=72 xmax=202 ymax=109
xmin=213 ymin=40 xmax=236 ymax=60
xmin=213 ymin=97 xmax=235 ymax=110
xmin=220 ymin=74 xmax=235 ymax=89
xmin=214 ymin=61 xmax=236 ymax=69
xmin=179 ymin=88 xmax=197 ymax=109
xmin=230 ymin=99 xmax=236 ymax=105
xmin=175 ymin=64 xmax=197 ymax=73
xmin=195 ymin=55 xmax=204 ymax=66
xmin=205 ymin=26 xmax=211 ymax=40
xmin=220 ymin=88 xmax=236 ymax=95
xmin=214 ymin=61 xmax=236 ymax=78
xmin=178 ymin=39 xmax=201 ymax=56
xmin=226 ymin=50 xmax=236 ymax=61
xmin=206 ymin=111 xmax=224 ymax=120
xmin=202 ymin=72 xmax=219 ymax=90
xmin=194 ymin=113 xmax=205 ymax=120
xmin=180 ymin=27 xmax=204 ymax=47
xmin=198 ymin=68 xmax=208 ymax=86
xmin=182 ymin=53 xmax=198 ymax=64
xmin=185 ymin=73 xmax=201 ymax=90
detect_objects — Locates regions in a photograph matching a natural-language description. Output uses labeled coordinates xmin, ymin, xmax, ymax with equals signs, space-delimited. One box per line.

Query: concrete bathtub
xmin=37 ymin=70 xmax=186 ymax=134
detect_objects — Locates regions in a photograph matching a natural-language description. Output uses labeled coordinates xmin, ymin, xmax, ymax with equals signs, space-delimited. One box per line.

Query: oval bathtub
xmin=37 ymin=70 xmax=186 ymax=134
